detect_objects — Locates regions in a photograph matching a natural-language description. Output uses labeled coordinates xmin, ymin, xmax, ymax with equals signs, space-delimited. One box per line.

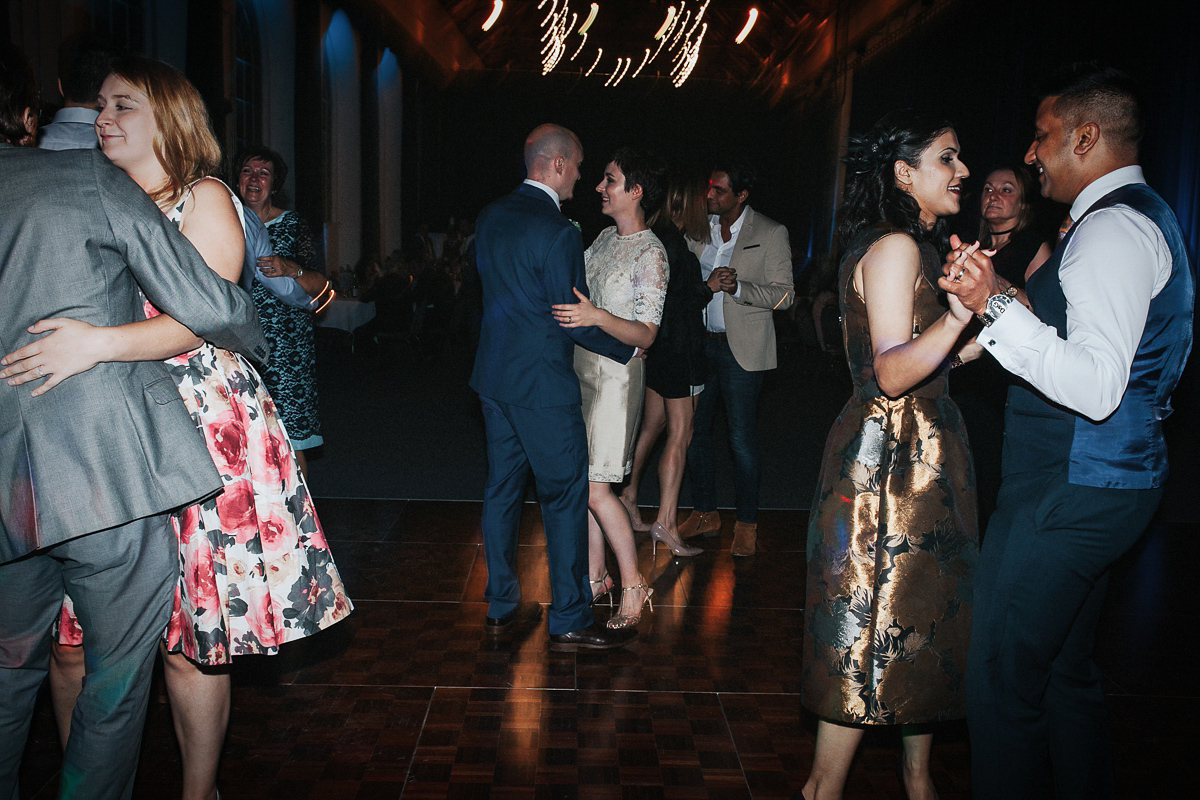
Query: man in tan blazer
xmin=679 ymin=162 xmax=793 ymax=555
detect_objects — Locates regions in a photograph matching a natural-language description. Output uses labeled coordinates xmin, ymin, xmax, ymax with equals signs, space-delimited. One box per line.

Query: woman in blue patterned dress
xmin=234 ymin=146 xmax=325 ymax=477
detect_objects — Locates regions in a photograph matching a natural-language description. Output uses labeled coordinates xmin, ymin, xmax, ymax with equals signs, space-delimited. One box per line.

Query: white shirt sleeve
xmin=979 ymin=206 xmax=1170 ymax=421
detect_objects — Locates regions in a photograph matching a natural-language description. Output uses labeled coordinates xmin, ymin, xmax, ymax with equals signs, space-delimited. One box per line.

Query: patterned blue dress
xmin=258 ymin=210 xmax=323 ymax=448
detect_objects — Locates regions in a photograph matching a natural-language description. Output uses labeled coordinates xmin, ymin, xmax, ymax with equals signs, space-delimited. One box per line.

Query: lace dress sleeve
xmin=631 ymin=236 xmax=668 ymax=326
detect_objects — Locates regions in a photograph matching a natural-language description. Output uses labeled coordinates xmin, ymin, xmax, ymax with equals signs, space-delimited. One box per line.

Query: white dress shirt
xmin=979 ymin=165 xmax=1173 ymax=421
xmin=699 ymin=209 xmax=746 ymax=332
xmin=523 ymin=179 xmax=560 ymax=208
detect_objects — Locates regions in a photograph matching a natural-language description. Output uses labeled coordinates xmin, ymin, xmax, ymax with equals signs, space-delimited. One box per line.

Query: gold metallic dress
xmin=802 ymin=226 xmax=979 ymax=725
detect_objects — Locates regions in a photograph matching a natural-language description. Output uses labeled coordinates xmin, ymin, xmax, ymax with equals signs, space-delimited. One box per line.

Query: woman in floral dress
xmin=553 ymin=148 xmax=668 ymax=628
xmin=26 ymin=57 xmax=351 ymax=800
xmin=798 ymin=112 xmax=979 ymax=800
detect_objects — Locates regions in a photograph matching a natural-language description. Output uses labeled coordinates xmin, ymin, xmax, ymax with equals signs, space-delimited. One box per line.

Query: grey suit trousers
xmin=0 ymin=514 xmax=177 ymax=800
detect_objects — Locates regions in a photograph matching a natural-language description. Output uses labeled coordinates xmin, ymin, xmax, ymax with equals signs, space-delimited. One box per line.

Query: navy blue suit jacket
xmin=470 ymin=183 xmax=634 ymax=408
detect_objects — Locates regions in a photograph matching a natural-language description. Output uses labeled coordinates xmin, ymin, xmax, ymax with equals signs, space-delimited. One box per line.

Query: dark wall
xmin=408 ymin=73 xmax=806 ymax=247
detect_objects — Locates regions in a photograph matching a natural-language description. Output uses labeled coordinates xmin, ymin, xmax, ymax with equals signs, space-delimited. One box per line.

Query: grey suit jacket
xmin=689 ymin=206 xmax=794 ymax=371
xmin=0 ymin=144 xmax=270 ymax=563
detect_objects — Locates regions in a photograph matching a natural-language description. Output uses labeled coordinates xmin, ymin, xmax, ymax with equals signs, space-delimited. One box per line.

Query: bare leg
xmin=294 ymin=449 xmax=309 ymax=482
xmin=48 ymin=641 xmax=85 ymax=751
xmin=899 ymin=726 xmax=939 ymax=800
xmin=801 ymin=719 xmax=865 ymax=800
xmin=588 ymin=480 xmax=649 ymax=621
xmin=161 ymin=645 xmax=230 ymax=800
xmin=586 ymin=510 xmax=612 ymax=601
xmin=653 ymin=394 xmax=697 ymax=532
xmin=619 ymin=389 xmax=667 ymax=526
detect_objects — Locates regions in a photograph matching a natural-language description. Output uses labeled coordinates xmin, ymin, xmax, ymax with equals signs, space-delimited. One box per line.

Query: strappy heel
xmin=589 ymin=572 xmax=614 ymax=608
xmin=606 ymin=583 xmax=654 ymax=629
xmin=650 ymin=523 xmax=703 ymax=557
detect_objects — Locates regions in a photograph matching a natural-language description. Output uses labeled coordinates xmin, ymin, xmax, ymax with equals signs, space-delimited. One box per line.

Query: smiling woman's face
xmin=239 ymin=158 xmax=275 ymax=209
xmin=94 ymin=74 xmax=159 ymax=174
xmin=902 ymin=129 xmax=969 ymax=227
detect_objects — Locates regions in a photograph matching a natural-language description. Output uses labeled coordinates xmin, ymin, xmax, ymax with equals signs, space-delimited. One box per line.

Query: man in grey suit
xmin=0 ymin=53 xmax=268 ymax=799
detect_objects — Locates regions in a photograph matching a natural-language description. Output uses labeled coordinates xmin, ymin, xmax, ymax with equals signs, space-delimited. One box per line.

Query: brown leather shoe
xmin=677 ymin=510 xmax=721 ymax=539
xmin=731 ymin=522 xmax=757 ymax=556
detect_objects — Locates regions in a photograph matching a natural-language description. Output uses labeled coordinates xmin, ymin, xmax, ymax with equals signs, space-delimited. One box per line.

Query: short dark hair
xmin=712 ymin=159 xmax=756 ymax=196
xmin=1041 ymin=62 xmax=1143 ymax=157
xmin=232 ymin=146 xmax=290 ymax=201
xmin=0 ymin=43 xmax=39 ymax=146
xmin=610 ymin=147 xmax=667 ymax=217
xmin=58 ymin=33 xmax=119 ymax=105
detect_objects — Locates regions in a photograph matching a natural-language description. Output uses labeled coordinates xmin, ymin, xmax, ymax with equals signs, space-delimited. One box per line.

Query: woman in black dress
xmin=977 ymin=164 xmax=1051 ymax=289
xmin=617 ymin=171 xmax=712 ymax=557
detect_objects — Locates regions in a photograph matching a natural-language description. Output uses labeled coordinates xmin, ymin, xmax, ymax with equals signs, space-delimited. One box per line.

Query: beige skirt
xmin=574 ymin=346 xmax=645 ymax=483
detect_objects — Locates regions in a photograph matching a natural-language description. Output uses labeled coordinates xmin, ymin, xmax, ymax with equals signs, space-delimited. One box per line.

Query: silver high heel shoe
xmin=607 ymin=583 xmax=654 ymax=629
xmin=650 ymin=522 xmax=703 ymax=557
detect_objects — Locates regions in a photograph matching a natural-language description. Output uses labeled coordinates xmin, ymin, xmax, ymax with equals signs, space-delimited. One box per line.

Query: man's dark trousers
xmin=479 ymin=396 xmax=593 ymax=634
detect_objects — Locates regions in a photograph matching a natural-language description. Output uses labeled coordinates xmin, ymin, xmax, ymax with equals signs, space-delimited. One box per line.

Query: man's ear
xmin=554 ymin=156 xmax=566 ymax=176
xmin=735 ymin=189 xmax=749 ymax=206
xmin=894 ymin=159 xmax=913 ymax=188
xmin=1074 ymin=122 xmax=1100 ymax=156
xmin=22 ymin=107 xmax=37 ymax=139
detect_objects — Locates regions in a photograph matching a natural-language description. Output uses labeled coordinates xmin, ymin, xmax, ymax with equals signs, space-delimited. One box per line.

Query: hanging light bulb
xmin=735 ymin=8 xmax=759 ymax=44
xmin=482 ymin=0 xmax=503 ymax=32
xmin=578 ymin=3 xmax=599 ymax=34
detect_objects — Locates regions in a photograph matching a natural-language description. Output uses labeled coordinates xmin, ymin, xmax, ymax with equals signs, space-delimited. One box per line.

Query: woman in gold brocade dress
xmin=798 ymin=112 xmax=980 ymax=800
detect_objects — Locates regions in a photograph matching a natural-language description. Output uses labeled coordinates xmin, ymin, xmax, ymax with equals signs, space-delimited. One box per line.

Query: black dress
xmin=988 ymin=226 xmax=1046 ymax=289
xmin=644 ymin=222 xmax=711 ymax=398
xmin=952 ymin=226 xmax=1047 ymax=517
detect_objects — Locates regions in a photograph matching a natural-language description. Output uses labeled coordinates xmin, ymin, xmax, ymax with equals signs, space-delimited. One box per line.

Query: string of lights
xmin=493 ymin=1 xmax=758 ymax=88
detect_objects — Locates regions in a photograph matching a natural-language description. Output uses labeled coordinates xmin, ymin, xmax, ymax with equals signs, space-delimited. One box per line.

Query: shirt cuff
xmin=732 ymin=281 xmax=742 ymax=300
xmin=977 ymin=300 xmax=1044 ymax=364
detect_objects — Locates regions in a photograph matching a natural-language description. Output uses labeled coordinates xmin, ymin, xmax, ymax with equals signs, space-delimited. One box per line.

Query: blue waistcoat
xmin=1003 ymin=183 xmax=1195 ymax=489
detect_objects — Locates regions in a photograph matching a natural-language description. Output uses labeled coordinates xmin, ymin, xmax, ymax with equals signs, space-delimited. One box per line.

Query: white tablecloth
xmin=316 ymin=299 xmax=376 ymax=333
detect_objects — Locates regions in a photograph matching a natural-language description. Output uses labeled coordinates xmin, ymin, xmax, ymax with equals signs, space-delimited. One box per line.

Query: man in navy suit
xmin=470 ymin=124 xmax=638 ymax=650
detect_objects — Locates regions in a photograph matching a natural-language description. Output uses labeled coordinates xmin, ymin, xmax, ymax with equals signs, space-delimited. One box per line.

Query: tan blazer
xmin=690 ymin=206 xmax=793 ymax=371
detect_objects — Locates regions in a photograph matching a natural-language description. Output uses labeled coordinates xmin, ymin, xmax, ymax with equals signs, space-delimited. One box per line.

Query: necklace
xmin=988 ymin=225 xmax=1016 ymax=237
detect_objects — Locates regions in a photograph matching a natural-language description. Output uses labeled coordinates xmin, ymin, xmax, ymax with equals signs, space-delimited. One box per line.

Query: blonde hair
xmin=650 ymin=171 xmax=710 ymax=244
xmin=108 ymin=56 xmax=222 ymax=208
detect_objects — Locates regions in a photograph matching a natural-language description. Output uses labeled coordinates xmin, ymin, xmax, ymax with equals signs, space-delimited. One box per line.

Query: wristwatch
xmin=978 ymin=286 xmax=1018 ymax=327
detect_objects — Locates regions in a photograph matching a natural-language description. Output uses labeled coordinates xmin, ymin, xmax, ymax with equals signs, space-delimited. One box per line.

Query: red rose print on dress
xmin=207 ymin=410 xmax=249 ymax=475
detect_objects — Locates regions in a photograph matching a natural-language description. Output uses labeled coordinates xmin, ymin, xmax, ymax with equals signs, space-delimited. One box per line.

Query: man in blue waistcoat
xmin=470 ymin=124 xmax=638 ymax=651
xmin=941 ymin=64 xmax=1194 ymax=798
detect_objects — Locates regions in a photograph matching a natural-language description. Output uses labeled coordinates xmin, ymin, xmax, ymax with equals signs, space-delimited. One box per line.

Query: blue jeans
xmin=686 ymin=335 xmax=765 ymax=523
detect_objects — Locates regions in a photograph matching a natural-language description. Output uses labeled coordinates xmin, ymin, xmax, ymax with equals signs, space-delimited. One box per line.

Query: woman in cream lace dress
xmin=553 ymin=148 xmax=667 ymax=628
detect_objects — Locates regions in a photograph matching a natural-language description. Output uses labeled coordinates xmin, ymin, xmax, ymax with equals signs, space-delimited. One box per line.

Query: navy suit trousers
xmin=479 ymin=395 xmax=594 ymax=635
xmin=967 ymin=467 xmax=1161 ymax=799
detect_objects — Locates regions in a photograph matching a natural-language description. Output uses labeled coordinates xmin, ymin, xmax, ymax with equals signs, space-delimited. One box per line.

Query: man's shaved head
xmin=525 ymin=124 xmax=581 ymax=173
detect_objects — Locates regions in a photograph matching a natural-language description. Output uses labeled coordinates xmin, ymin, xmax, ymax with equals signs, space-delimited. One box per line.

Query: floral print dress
xmin=802 ymin=226 xmax=978 ymax=724
xmin=59 ymin=179 xmax=351 ymax=665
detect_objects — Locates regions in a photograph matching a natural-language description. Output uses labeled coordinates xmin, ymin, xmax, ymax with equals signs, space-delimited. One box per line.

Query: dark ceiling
xmin=385 ymin=0 xmax=950 ymax=100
